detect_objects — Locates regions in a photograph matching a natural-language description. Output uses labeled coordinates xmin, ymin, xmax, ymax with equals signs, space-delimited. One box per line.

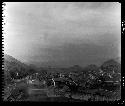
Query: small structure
xmin=52 ymin=78 xmax=55 ymax=86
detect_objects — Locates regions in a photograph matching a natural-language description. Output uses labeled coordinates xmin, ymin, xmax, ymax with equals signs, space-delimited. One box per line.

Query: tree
xmin=9 ymin=70 xmax=18 ymax=79
xmin=38 ymin=70 xmax=48 ymax=81
xmin=28 ymin=68 xmax=36 ymax=75
xmin=4 ymin=70 xmax=12 ymax=85
xmin=101 ymin=59 xmax=121 ymax=74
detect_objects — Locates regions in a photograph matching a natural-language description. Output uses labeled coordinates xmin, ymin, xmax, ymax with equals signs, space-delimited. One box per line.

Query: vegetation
xmin=3 ymin=54 xmax=121 ymax=101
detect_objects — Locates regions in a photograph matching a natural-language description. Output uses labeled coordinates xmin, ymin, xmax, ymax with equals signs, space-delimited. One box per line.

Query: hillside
xmin=4 ymin=54 xmax=28 ymax=69
xmin=4 ymin=54 xmax=29 ymax=71
xmin=100 ymin=58 xmax=121 ymax=73
xmin=4 ymin=54 xmax=35 ymax=80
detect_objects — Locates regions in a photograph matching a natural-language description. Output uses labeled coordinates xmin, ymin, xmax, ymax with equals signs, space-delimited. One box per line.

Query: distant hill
xmin=114 ymin=57 xmax=121 ymax=64
xmin=82 ymin=64 xmax=100 ymax=75
xmin=4 ymin=54 xmax=29 ymax=71
xmin=67 ymin=65 xmax=83 ymax=72
xmin=4 ymin=54 xmax=34 ymax=79
xmin=100 ymin=58 xmax=121 ymax=73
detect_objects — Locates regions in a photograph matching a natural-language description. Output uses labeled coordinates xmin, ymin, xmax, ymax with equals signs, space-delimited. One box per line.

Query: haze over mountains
xmin=25 ymin=41 xmax=120 ymax=68
xmin=4 ymin=2 xmax=121 ymax=68
xmin=4 ymin=53 xmax=121 ymax=72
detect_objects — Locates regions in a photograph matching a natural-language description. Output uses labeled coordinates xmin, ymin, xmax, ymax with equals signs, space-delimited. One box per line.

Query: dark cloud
xmin=28 ymin=40 xmax=119 ymax=67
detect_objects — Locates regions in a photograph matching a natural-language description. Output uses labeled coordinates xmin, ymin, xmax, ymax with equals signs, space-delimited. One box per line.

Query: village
xmin=4 ymin=63 xmax=121 ymax=101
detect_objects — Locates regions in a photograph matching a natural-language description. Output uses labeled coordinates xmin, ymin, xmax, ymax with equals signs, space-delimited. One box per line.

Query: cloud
xmin=4 ymin=2 xmax=121 ymax=66
xmin=27 ymin=41 xmax=119 ymax=67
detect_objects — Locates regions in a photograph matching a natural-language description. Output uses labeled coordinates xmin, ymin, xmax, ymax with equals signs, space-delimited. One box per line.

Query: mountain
xmin=4 ymin=54 xmax=29 ymax=71
xmin=82 ymin=64 xmax=100 ymax=76
xmin=100 ymin=58 xmax=121 ymax=73
xmin=4 ymin=54 xmax=32 ymax=79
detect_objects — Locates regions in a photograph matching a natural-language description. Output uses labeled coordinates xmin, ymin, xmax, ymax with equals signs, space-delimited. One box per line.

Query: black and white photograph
xmin=2 ymin=2 xmax=121 ymax=102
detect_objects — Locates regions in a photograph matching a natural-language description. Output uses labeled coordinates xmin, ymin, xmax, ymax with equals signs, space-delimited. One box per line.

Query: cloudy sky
xmin=4 ymin=2 xmax=121 ymax=67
